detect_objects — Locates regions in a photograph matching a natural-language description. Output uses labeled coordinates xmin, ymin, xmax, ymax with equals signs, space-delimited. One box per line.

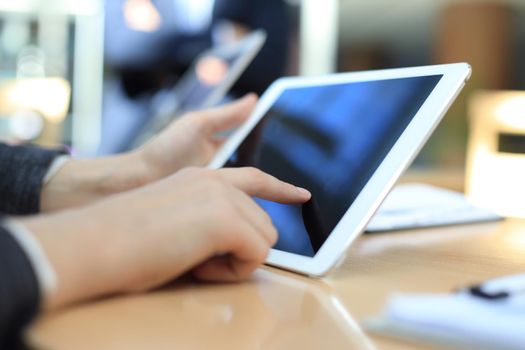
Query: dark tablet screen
xmin=226 ymin=75 xmax=442 ymax=257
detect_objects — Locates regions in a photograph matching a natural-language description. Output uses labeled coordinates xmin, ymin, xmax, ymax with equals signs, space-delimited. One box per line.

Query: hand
xmin=215 ymin=20 xmax=251 ymax=43
xmin=40 ymin=95 xmax=257 ymax=212
xmin=137 ymin=93 xmax=257 ymax=177
xmin=25 ymin=167 xmax=310 ymax=308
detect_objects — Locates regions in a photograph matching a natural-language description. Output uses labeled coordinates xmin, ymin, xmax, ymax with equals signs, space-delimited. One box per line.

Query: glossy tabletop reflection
xmin=31 ymin=218 xmax=525 ymax=350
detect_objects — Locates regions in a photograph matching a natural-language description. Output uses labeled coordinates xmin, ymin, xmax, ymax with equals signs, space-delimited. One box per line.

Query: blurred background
xmin=0 ymin=0 xmax=524 ymax=183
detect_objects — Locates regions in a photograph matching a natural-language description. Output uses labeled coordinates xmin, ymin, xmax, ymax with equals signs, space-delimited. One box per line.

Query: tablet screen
xmin=226 ymin=75 xmax=442 ymax=257
xmin=175 ymin=31 xmax=265 ymax=114
xmin=175 ymin=54 xmax=239 ymax=113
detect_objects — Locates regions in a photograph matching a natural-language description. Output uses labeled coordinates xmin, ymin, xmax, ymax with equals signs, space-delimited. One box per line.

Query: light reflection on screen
xmin=226 ymin=75 xmax=443 ymax=257
xmin=177 ymin=54 xmax=237 ymax=112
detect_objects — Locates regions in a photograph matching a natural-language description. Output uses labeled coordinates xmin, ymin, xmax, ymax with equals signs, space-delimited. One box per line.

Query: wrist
xmin=96 ymin=151 xmax=153 ymax=194
xmin=22 ymin=210 xmax=106 ymax=308
xmin=123 ymin=149 xmax=160 ymax=187
xmin=22 ymin=203 xmax=132 ymax=309
xmin=40 ymin=152 xmax=153 ymax=212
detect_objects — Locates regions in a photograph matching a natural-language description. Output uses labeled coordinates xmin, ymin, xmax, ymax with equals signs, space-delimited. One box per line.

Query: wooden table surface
xmin=29 ymin=215 xmax=525 ymax=350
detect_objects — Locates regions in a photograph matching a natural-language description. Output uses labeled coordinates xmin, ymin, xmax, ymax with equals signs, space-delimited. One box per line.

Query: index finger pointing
xmin=217 ymin=167 xmax=311 ymax=204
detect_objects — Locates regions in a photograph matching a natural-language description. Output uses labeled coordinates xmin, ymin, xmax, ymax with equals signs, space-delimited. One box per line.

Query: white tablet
xmin=169 ymin=29 xmax=267 ymax=114
xmin=209 ymin=63 xmax=471 ymax=277
xmin=132 ymin=30 xmax=266 ymax=147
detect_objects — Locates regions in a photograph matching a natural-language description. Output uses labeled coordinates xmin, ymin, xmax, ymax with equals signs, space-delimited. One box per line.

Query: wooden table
xmin=30 ymin=216 xmax=525 ymax=350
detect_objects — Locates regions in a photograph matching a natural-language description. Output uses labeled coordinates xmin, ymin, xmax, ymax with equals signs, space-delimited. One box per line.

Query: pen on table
xmin=459 ymin=273 xmax=525 ymax=301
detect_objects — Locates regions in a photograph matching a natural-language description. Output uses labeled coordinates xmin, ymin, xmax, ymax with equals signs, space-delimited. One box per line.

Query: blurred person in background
xmin=0 ymin=95 xmax=310 ymax=349
xmin=98 ymin=0 xmax=291 ymax=154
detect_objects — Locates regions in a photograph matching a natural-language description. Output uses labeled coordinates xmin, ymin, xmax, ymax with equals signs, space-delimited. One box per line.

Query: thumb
xmin=200 ymin=93 xmax=258 ymax=133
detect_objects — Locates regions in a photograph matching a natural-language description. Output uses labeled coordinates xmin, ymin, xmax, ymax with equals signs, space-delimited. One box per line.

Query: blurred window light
xmin=0 ymin=78 xmax=71 ymax=123
xmin=8 ymin=110 xmax=44 ymax=141
xmin=299 ymin=0 xmax=339 ymax=76
xmin=123 ymin=0 xmax=162 ymax=32
xmin=0 ymin=0 xmax=104 ymax=153
xmin=0 ymin=0 xmax=35 ymax=12
xmin=466 ymin=91 xmax=525 ymax=218
xmin=17 ymin=45 xmax=46 ymax=77
xmin=494 ymin=96 xmax=525 ymax=130
xmin=0 ymin=0 xmax=101 ymax=16
xmin=1 ymin=19 xmax=30 ymax=56
xmin=38 ymin=15 xmax=69 ymax=77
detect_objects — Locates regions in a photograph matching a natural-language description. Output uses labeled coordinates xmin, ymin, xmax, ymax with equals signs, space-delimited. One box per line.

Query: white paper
xmin=367 ymin=183 xmax=501 ymax=232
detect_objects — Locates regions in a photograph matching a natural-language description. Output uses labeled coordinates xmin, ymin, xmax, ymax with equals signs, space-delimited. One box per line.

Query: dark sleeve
xmin=0 ymin=223 xmax=41 ymax=350
xmin=0 ymin=143 xmax=66 ymax=215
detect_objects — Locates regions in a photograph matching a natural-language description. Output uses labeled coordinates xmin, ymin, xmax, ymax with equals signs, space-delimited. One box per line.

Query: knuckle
xmin=188 ymin=112 xmax=207 ymax=129
xmin=244 ymin=167 xmax=266 ymax=189
xmin=244 ymin=167 xmax=263 ymax=179
xmin=260 ymin=209 xmax=272 ymax=223
xmin=214 ymin=213 xmax=243 ymax=250
xmin=184 ymin=167 xmax=219 ymax=183
xmin=198 ymin=168 xmax=221 ymax=182
xmin=259 ymin=209 xmax=275 ymax=231
xmin=178 ymin=166 xmax=201 ymax=177
xmin=267 ymin=225 xmax=278 ymax=246
xmin=213 ymin=194 xmax=237 ymax=217
xmin=178 ymin=112 xmax=206 ymax=135
xmin=209 ymin=175 xmax=230 ymax=193
xmin=254 ymin=243 xmax=271 ymax=263
xmin=205 ymin=181 xmax=224 ymax=199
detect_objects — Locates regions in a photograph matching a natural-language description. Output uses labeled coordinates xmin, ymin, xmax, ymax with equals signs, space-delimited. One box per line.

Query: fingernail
xmin=243 ymin=92 xmax=257 ymax=101
xmin=297 ymin=187 xmax=311 ymax=198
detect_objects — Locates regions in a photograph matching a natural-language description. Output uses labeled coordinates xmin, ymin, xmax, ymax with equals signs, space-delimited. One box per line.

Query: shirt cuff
xmin=43 ymin=155 xmax=70 ymax=185
xmin=2 ymin=219 xmax=58 ymax=298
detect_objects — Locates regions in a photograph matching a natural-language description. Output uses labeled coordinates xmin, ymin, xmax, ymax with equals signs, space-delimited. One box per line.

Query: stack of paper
xmin=367 ymin=183 xmax=502 ymax=232
xmin=367 ymin=291 xmax=525 ymax=349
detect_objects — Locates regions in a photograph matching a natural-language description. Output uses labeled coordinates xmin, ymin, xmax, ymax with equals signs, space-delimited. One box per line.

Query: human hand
xmin=215 ymin=20 xmax=251 ymax=43
xmin=40 ymin=95 xmax=257 ymax=212
xmin=137 ymin=93 xmax=257 ymax=178
xmin=27 ymin=167 xmax=310 ymax=308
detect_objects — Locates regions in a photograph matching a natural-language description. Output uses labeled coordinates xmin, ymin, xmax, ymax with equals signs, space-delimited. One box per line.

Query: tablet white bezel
xmin=133 ymin=30 xmax=266 ymax=146
xmin=208 ymin=63 xmax=471 ymax=277
xmin=193 ymin=29 xmax=267 ymax=110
